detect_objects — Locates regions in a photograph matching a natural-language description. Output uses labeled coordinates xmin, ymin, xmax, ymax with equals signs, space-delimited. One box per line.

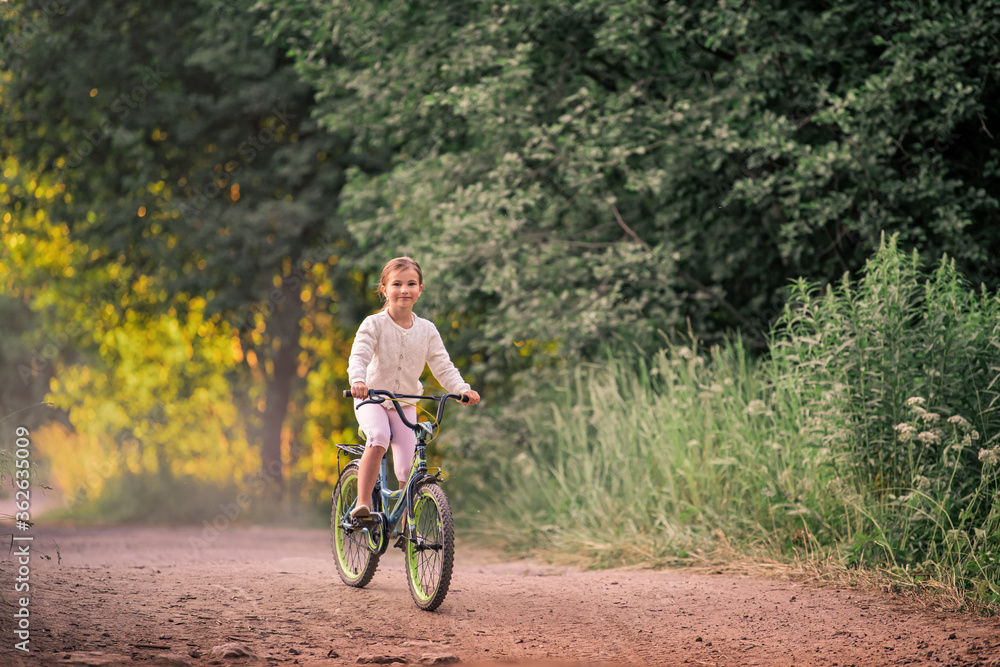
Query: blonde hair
xmin=378 ymin=256 xmax=423 ymax=309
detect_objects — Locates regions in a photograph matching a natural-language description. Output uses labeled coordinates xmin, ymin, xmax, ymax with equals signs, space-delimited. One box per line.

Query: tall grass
xmin=475 ymin=235 xmax=1000 ymax=606
xmin=481 ymin=341 xmax=860 ymax=565
xmin=772 ymin=234 xmax=1000 ymax=600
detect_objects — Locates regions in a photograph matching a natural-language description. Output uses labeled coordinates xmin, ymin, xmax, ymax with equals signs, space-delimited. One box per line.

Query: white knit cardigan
xmin=347 ymin=310 xmax=471 ymax=397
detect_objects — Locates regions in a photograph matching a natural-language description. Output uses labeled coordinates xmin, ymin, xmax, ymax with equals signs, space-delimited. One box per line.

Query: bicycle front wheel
xmin=405 ymin=482 xmax=454 ymax=611
xmin=332 ymin=461 xmax=380 ymax=587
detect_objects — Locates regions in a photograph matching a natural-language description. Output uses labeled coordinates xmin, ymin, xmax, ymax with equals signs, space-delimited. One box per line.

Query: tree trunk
xmin=259 ymin=280 xmax=303 ymax=499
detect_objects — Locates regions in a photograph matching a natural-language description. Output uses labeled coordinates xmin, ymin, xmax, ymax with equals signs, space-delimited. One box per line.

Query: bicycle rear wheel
xmin=404 ymin=483 xmax=454 ymax=611
xmin=332 ymin=461 xmax=380 ymax=587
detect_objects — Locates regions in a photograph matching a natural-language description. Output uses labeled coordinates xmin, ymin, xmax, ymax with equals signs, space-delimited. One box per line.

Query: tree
xmin=264 ymin=0 xmax=1000 ymax=373
xmin=0 ymin=0 xmax=365 ymax=497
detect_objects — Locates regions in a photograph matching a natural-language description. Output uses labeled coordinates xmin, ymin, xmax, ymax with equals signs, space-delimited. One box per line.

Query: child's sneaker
xmin=350 ymin=504 xmax=371 ymax=520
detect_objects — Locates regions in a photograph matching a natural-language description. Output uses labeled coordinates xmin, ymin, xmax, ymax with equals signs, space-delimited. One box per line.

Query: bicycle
xmin=331 ymin=388 xmax=469 ymax=611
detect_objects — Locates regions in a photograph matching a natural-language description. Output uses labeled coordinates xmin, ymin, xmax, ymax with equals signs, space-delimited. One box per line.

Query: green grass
xmin=475 ymin=342 xmax=849 ymax=565
xmin=466 ymin=235 xmax=1000 ymax=610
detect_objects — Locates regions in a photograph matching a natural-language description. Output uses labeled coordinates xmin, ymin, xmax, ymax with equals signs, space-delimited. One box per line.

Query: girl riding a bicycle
xmin=347 ymin=256 xmax=480 ymax=520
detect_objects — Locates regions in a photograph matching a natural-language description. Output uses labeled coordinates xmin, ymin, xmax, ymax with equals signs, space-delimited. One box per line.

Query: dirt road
xmin=1 ymin=524 xmax=998 ymax=666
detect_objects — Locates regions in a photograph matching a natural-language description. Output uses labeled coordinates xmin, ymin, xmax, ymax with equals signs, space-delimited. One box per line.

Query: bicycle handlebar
xmin=342 ymin=388 xmax=469 ymax=432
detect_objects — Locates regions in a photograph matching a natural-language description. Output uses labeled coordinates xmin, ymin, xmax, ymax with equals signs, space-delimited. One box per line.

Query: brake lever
xmin=355 ymin=395 xmax=386 ymax=409
xmin=343 ymin=389 xmax=386 ymax=405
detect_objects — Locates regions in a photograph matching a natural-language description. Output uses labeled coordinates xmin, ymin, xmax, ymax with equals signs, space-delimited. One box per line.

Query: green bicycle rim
xmin=406 ymin=488 xmax=447 ymax=603
xmin=407 ymin=501 xmax=430 ymax=602
xmin=333 ymin=467 xmax=375 ymax=583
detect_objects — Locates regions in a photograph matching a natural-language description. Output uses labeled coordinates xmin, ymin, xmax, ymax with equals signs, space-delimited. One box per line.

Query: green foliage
xmin=263 ymin=0 xmax=1000 ymax=386
xmin=2 ymin=0 xmax=346 ymax=309
xmin=476 ymin=341 xmax=851 ymax=565
xmin=479 ymin=238 xmax=1000 ymax=604
xmin=774 ymin=234 xmax=1000 ymax=492
xmin=1 ymin=0 xmax=368 ymax=504
xmin=772 ymin=234 xmax=1000 ymax=593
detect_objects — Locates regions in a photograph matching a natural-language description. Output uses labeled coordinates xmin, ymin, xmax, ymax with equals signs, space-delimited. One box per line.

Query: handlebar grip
xmin=459 ymin=394 xmax=470 ymax=403
xmin=343 ymin=390 xmax=352 ymax=398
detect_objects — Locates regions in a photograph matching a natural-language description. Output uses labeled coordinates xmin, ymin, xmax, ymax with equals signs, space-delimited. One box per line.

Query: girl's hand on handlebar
xmin=351 ymin=382 xmax=369 ymax=400
xmin=462 ymin=390 xmax=480 ymax=406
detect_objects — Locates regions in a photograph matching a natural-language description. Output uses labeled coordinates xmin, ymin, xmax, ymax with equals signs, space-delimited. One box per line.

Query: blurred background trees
xmin=265 ymin=0 xmax=998 ymax=364
xmin=1 ymin=0 xmax=367 ymax=511
xmin=2 ymin=0 xmax=998 ymax=543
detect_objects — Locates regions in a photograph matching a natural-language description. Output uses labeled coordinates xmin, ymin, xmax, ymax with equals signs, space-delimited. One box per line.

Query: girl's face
xmin=382 ymin=267 xmax=423 ymax=309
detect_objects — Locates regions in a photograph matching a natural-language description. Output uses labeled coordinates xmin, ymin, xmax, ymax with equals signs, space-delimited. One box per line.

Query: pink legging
xmin=354 ymin=400 xmax=417 ymax=487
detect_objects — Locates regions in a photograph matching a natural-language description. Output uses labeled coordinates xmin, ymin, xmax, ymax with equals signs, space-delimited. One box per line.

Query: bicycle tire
xmin=404 ymin=482 xmax=454 ymax=611
xmin=331 ymin=461 xmax=380 ymax=587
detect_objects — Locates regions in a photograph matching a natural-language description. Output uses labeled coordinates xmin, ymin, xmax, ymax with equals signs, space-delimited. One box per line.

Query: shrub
xmin=476 ymin=234 xmax=1000 ymax=605
xmin=772 ymin=233 xmax=1000 ymax=596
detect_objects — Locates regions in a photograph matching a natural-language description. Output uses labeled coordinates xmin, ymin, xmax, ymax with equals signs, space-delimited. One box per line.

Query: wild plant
xmin=471 ymin=233 xmax=1000 ymax=604
xmin=772 ymin=234 xmax=1000 ymax=596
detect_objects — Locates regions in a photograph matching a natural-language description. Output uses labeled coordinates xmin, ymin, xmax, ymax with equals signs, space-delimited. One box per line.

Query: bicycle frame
xmin=336 ymin=390 xmax=466 ymax=549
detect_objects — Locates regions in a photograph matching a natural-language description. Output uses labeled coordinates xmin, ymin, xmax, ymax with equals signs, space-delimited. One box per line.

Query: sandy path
xmin=0 ymin=524 xmax=998 ymax=666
